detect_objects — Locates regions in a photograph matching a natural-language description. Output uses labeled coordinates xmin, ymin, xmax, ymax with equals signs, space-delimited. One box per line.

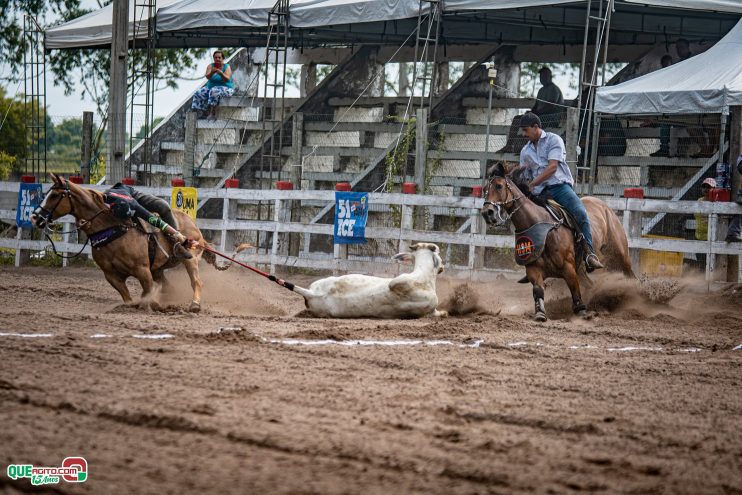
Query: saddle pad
xmin=513 ymin=222 xmax=559 ymax=266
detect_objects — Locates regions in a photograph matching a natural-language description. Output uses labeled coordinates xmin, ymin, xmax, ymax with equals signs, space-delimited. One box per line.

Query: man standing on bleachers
xmin=497 ymin=67 xmax=564 ymax=154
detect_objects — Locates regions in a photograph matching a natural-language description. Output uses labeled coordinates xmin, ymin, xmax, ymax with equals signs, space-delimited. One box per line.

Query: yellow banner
xmin=171 ymin=187 xmax=198 ymax=220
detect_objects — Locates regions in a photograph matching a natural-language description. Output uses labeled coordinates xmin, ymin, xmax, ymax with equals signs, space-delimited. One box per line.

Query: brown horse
xmin=31 ymin=173 xmax=226 ymax=312
xmin=481 ymin=162 xmax=634 ymax=321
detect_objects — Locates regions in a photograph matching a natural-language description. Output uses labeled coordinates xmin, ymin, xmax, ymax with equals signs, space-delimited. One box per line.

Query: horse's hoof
xmin=533 ymin=312 xmax=547 ymax=322
xmin=189 ymin=301 xmax=201 ymax=313
xmin=149 ymin=301 xmax=163 ymax=312
xmin=577 ymin=310 xmax=594 ymax=320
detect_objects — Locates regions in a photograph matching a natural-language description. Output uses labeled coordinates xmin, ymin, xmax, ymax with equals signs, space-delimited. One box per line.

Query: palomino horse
xmin=481 ymin=162 xmax=634 ymax=321
xmin=31 ymin=173 xmax=225 ymax=312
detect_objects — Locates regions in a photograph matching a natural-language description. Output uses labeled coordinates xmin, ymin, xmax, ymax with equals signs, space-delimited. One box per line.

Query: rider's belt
xmin=105 ymin=192 xmax=134 ymax=202
xmin=513 ymin=222 xmax=559 ymax=266
xmin=89 ymin=225 xmax=129 ymax=248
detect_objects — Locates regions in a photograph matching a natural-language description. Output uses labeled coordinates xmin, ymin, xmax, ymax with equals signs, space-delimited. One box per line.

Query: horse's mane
xmin=508 ymin=167 xmax=548 ymax=208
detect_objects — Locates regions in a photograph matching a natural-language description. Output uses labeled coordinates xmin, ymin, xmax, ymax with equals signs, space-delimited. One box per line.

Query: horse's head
xmin=481 ymin=161 xmax=520 ymax=226
xmin=31 ymin=173 xmax=74 ymax=229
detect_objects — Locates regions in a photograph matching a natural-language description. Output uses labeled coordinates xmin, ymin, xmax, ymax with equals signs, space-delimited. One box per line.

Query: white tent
xmin=290 ymin=0 xmax=424 ymax=28
xmin=444 ymin=0 xmax=742 ymax=13
xmin=45 ymin=0 xmax=182 ymax=49
xmin=595 ymin=18 xmax=742 ymax=115
xmin=45 ymin=0 xmax=742 ymax=50
xmin=157 ymin=0 xmax=274 ymax=32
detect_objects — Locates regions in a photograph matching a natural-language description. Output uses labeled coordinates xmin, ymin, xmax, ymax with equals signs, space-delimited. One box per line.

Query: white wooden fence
xmin=1 ymin=182 xmax=741 ymax=282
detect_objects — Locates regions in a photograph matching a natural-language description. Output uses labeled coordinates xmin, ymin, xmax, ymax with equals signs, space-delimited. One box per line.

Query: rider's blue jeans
xmin=541 ymin=183 xmax=595 ymax=252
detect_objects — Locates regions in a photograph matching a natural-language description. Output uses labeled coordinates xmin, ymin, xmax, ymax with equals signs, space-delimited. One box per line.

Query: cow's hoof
xmin=533 ymin=312 xmax=547 ymax=322
xmin=189 ymin=301 xmax=201 ymax=313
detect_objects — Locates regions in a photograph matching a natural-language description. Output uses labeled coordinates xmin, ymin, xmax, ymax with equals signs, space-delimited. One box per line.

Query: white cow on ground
xmin=292 ymin=243 xmax=448 ymax=318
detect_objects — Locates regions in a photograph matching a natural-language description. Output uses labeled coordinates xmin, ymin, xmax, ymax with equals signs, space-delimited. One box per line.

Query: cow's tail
xmin=201 ymin=242 xmax=253 ymax=271
xmin=291 ymin=285 xmax=312 ymax=300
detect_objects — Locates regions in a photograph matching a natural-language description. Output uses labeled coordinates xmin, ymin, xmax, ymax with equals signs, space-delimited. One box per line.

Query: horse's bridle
xmin=482 ymin=176 xmax=524 ymax=223
xmin=34 ymin=182 xmax=108 ymax=230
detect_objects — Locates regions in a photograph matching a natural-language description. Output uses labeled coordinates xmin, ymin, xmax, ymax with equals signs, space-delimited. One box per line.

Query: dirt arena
xmin=0 ymin=263 xmax=740 ymax=494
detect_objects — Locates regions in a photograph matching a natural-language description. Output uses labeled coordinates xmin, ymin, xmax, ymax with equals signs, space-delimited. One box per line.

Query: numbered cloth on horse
xmin=514 ymin=222 xmax=560 ymax=265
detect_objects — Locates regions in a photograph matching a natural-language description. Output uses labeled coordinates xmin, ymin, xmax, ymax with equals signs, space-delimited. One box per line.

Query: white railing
xmin=1 ymin=182 xmax=741 ymax=281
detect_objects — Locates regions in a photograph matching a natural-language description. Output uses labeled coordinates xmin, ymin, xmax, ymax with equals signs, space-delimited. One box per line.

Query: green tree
xmin=3 ymin=1 xmax=206 ymax=117
xmin=0 ymin=87 xmax=28 ymax=173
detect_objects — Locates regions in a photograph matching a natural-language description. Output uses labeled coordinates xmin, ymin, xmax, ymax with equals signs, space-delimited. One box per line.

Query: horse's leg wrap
xmin=572 ymin=300 xmax=587 ymax=314
xmin=533 ymin=286 xmax=546 ymax=316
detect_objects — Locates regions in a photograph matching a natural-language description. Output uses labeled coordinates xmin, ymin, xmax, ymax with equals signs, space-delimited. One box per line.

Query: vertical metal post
xmin=108 ymin=0 xmax=129 ymax=184
xmin=23 ymin=15 xmax=47 ymax=180
xmin=80 ymin=112 xmax=94 ymax=183
xmin=481 ymin=72 xmax=494 ymax=180
xmin=183 ymin=111 xmax=197 ymax=186
xmin=588 ymin=114 xmax=601 ymax=195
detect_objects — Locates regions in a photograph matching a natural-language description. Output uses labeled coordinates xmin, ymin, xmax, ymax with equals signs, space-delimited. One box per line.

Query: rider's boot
xmin=167 ymin=230 xmax=194 ymax=260
xmin=585 ymin=249 xmax=605 ymax=272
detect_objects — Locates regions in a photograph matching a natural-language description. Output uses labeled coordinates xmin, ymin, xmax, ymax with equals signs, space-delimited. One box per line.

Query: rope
xmin=0 ymin=80 xmax=23 ymax=132
xmin=200 ymin=243 xmax=296 ymax=291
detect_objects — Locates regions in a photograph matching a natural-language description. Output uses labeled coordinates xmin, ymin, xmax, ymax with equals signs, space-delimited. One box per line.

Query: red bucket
xmin=401 ymin=182 xmax=417 ymax=194
xmin=335 ymin=182 xmax=352 ymax=192
xmin=122 ymin=177 xmax=137 ymax=186
xmin=472 ymin=185 xmax=483 ymax=198
xmin=623 ymin=187 xmax=644 ymax=199
xmin=276 ymin=181 xmax=293 ymax=190
xmin=20 ymin=175 xmax=36 ymax=184
xmin=171 ymin=178 xmax=186 ymax=187
xmin=68 ymin=175 xmax=84 ymax=184
xmin=224 ymin=178 xmax=240 ymax=188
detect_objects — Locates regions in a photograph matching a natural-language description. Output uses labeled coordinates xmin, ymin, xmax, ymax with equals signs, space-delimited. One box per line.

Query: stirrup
xmin=585 ymin=253 xmax=604 ymax=272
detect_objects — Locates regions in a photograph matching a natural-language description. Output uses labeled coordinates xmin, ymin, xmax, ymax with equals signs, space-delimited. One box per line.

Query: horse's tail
xmin=201 ymin=242 xmax=253 ymax=271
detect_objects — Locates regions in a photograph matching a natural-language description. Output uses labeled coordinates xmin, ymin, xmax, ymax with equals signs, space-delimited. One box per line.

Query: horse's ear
xmin=49 ymin=172 xmax=61 ymax=185
xmin=486 ymin=160 xmax=502 ymax=178
xmin=503 ymin=161 xmax=517 ymax=176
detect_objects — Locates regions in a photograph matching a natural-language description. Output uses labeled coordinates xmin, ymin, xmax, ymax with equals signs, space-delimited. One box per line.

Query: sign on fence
xmin=171 ymin=187 xmax=198 ymax=220
xmin=334 ymin=192 xmax=368 ymax=244
xmin=16 ymin=183 xmax=43 ymax=228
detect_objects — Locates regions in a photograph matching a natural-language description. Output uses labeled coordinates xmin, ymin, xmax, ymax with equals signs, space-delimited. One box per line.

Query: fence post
xmin=80 ymin=111 xmax=93 ymax=184
xmin=271 ymin=196 xmax=291 ymax=275
xmin=14 ymin=228 xmax=23 ymax=267
xmin=415 ymin=108 xmax=429 ymax=229
xmin=627 ymin=202 xmax=642 ymax=273
xmin=219 ymin=193 xmax=236 ymax=268
xmin=183 ymin=111 xmax=197 ymax=186
xmin=706 ymin=213 xmax=718 ymax=282
xmin=289 ymin=113 xmax=304 ymax=257
xmin=565 ymin=107 xmax=579 ymax=179
xmin=333 ymin=243 xmax=348 ymax=276
xmin=399 ymin=202 xmax=414 ymax=255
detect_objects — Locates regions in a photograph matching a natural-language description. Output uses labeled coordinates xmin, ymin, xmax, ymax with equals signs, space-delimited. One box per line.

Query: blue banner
xmin=16 ymin=183 xmax=43 ymax=228
xmin=334 ymin=192 xmax=369 ymax=244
